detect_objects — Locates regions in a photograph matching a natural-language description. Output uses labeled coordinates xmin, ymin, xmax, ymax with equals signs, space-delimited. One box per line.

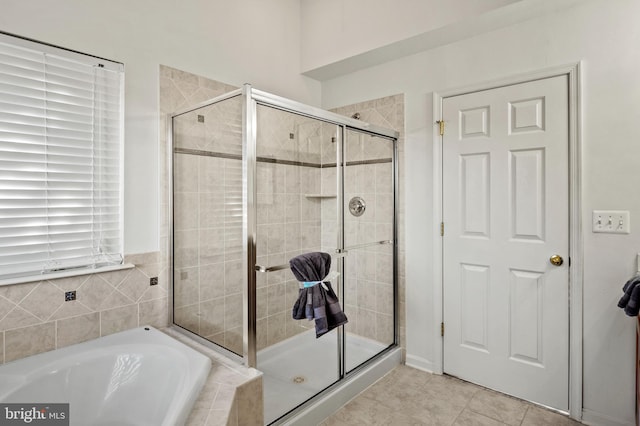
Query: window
xmin=0 ymin=33 xmax=124 ymax=282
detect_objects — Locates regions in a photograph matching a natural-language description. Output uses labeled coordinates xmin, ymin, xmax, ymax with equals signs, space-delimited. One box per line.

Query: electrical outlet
xmin=592 ymin=210 xmax=630 ymax=234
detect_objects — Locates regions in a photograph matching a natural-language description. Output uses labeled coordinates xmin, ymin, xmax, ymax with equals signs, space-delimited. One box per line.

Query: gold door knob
xmin=550 ymin=254 xmax=564 ymax=266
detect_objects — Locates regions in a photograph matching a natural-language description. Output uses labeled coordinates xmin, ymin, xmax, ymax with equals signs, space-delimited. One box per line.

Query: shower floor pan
xmin=258 ymin=329 xmax=392 ymax=424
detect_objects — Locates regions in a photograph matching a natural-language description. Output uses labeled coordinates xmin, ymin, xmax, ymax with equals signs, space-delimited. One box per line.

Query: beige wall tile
xmin=139 ymin=297 xmax=168 ymax=328
xmin=267 ymin=312 xmax=286 ymax=346
xmin=198 ymin=228 xmax=225 ymax=265
xmin=211 ymin=383 xmax=236 ymax=411
xmin=49 ymin=300 xmax=92 ymax=321
xmin=200 ymin=298 xmax=224 ymax=336
xmin=48 ymin=275 xmax=87 ymax=292
xmin=19 ymin=281 xmax=64 ymax=321
xmin=118 ymin=268 xmax=151 ymax=302
xmin=0 ymin=281 xmax=38 ymax=304
xmin=125 ymin=252 xmax=159 ymax=265
xmin=138 ymin=281 xmax=167 ymax=302
xmin=56 ymin=312 xmax=100 ymax=348
xmin=199 ymin=409 xmax=229 ymax=426
xmin=223 ymin=327 xmax=242 ymax=355
xmin=0 ymin=306 xmax=40 ymax=332
xmin=5 ymin=322 xmax=55 ymax=362
xmin=101 ymin=304 xmax=138 ymax=336
xmin=98 ymin=268 xmax=132 ymax=287
xmin=200 ymin=263 xmax=225 ymax=301
xmin=185 ymin=407 xmax=209 ymax=426
xmin=175 ymin=230 xmax=199 ymax=268
xmin=224 ymin=294 xmax=242 ymax=330
xmin=236 ymin=377 xmax=263 ymax=426
xmin=175 ymin=304 xmax=201 ymax=335
xmin=0 ymin=254 xmax=160 ymax=364
xmin=100 ymin=289 xmax=135 ymax=311
xmin=175 ymin=267 xmax=200 ymax=308
xmin=0 ymin=331 xmax=3 ymax=363
xmin=78 ymin=275 xmax=116 ymax=311
xmin=0 ymin=296 xmax=15 ymax=321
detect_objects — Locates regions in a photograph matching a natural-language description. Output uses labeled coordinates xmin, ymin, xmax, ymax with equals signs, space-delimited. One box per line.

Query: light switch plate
xmin=592 ymin=210 xmax=630 ymax=234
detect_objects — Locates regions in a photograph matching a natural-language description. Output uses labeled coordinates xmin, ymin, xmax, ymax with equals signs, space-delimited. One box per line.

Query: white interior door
xmin=442 ymin=75 xmax=569 ymax=410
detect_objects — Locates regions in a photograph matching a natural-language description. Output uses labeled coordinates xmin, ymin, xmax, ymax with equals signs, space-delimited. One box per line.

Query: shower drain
xmin=292 ymin=376 xmax=306 ymax=384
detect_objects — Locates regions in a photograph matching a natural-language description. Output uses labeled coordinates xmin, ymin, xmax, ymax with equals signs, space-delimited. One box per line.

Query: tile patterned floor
xmin=320 ymin=366 xmax=582 ymax=426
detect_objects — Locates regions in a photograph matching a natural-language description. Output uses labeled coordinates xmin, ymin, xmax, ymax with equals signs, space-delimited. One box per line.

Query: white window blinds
xmin=0 ymin=34 xmax=124 ymax=281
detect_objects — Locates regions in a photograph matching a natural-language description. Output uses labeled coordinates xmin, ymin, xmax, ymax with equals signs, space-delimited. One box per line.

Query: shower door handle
xmin=337 ymin=240 xmax=393 ymax=256
xmin=255 ymin=264 xmax=289 ymax=273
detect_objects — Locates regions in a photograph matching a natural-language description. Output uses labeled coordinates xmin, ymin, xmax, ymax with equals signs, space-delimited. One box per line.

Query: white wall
xmin=320 ymin=0 xmax=640 ymax=424
xmin=300 ymin=0 xmax=518 ymax=73
xmin=0 ymin=0 xmax=321 ymax=254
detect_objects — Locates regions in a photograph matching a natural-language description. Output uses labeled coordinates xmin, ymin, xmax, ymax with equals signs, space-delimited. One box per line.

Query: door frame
xmin=431 ymin=63 xmax=583 ymax=419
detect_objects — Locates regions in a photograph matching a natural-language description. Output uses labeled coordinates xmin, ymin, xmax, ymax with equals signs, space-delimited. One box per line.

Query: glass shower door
xmin=172 ymin=95 xmax=244 ymax=356
xmin=342 ymin=128 xmax=396 ymax=373
xmin=254 ymin=104 xmax=341 ymax=424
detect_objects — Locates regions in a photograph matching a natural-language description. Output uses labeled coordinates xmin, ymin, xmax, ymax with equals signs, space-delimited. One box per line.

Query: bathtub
xmin=0 ymin=326 xmax=211 ymax=426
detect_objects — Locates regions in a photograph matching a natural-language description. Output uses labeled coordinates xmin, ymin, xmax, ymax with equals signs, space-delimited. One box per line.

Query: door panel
xmin=442 ymin=75 xmax=569 ymax=410
xmin=342 ymin=129 xmax=395 ymax=373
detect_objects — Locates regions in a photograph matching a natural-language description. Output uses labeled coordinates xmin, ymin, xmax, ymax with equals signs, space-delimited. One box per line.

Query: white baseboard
xmin=405 ymin=354 xmax=436 ymax=374
xmin=581 ymin=409 xmax=634 ymax=426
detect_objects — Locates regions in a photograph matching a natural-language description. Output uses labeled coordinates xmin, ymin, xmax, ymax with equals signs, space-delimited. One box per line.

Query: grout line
xmin=519 ymin=406 xmax=530 ymax=426
xmin=0 ymin=295 xmax=15 ymax=323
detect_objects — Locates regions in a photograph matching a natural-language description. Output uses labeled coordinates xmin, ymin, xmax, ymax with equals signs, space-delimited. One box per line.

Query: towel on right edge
xmin=290 ymin=252 xmax=348 ymax=338
xmin=617 ymin=275 xmax=640 ymax=316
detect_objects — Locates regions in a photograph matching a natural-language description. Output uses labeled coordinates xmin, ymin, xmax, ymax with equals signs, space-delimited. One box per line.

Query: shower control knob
xmin=349 ymin=197 xmax=366 ymax=217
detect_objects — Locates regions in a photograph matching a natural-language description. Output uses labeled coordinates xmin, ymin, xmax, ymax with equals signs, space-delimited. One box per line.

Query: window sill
xmin=0 ymin=263 xmax=136 ymax=287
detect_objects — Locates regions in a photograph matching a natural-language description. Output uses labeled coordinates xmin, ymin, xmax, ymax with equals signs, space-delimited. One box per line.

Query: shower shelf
xmin=304 ymin=194 xmax=336 ymax=198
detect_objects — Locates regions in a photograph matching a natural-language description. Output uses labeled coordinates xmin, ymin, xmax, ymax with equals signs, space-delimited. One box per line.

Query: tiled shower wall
xmin=0 ymin=253 xmax=166 ymax=364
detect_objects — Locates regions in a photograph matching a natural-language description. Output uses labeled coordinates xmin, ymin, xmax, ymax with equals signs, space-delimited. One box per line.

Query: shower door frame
xmin=168 ymin=84 xmax=400 ymax=373
xmin=167 ymin=87 xmax=246 ymax=365
xmin=247 ymin=86 xmax=399 ymax=374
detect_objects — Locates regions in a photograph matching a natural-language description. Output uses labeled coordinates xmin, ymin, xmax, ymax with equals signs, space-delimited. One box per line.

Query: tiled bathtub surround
xmin=163 ymin=328 xmax=263 ymax=426
xmin=0 ymin=252 xmax=166 ymax=364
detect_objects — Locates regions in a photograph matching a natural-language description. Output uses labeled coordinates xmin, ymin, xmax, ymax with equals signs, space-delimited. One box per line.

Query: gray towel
xmin=290 ymin=252 xmax=348 ymax=338
xmin=618 ymin=275 xmax=640 ymax=316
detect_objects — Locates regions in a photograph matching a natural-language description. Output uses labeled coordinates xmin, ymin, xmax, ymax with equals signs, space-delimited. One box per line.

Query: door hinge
xmin=436 ymin=120 xmax=445 ymax=136
xmin=440 ymin=222 xmax=444 ymax=236
xmin=441 ymin=322 xmax=445 ymax=337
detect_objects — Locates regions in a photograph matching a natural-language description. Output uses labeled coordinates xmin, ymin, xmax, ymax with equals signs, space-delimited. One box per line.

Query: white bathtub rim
xmin=0 ymin=326 xmax=212 ymax=426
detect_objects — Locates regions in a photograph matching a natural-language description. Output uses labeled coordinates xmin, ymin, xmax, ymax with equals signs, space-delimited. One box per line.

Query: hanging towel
xmin=617 ymin=275 xmax=640 ymax=316
xmin=290 ymin=252 xmax=348 ymax=338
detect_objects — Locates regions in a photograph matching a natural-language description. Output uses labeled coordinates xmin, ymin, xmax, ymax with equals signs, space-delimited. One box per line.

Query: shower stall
xmin=169 ymin=85 xmax=400 ymax=424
